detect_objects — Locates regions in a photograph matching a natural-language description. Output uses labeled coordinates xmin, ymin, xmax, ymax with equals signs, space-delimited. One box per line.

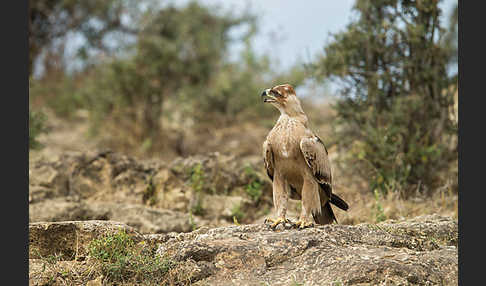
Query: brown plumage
xmin=261 ymin=84 xmax=349 ymax=228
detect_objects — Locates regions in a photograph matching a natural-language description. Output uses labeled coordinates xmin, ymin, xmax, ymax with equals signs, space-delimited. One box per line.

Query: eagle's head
xmin=261 ymin=84 xmax=304 ymax=116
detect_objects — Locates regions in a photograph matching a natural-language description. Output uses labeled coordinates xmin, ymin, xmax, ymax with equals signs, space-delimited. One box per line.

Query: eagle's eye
xmin=271 ymin=90 xmax=282 ymax=97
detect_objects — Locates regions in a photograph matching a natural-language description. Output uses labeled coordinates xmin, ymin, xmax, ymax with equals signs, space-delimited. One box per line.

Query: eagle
xmin=261 ymin=84 xmax=349 ymax=228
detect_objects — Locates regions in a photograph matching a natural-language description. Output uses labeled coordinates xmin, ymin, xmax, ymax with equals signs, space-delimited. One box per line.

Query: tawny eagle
xmin=261 ymin=84 xmax=349 ymax=228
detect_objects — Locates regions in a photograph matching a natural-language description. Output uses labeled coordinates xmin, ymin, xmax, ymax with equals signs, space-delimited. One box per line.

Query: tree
xmin=312 ymin=0 xmax=458 ymax=196
xmin=29 ymin=0 xmax=140 ymax=76
xmin=84 ymin=2 xmax=256 ymax=153
xmin=29 ymin=1 xmax=307 ymax=157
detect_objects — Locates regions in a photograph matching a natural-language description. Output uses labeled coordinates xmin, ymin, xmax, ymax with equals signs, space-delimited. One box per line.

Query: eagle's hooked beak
xmin=261 ymin=89 xmax=276 ymax=103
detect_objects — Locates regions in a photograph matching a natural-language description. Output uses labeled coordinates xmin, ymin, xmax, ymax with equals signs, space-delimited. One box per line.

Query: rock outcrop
xmin=29 ymin=214 xmax=457 ymax=286
xmin=29 ymin=150 xmax=273 ymax=233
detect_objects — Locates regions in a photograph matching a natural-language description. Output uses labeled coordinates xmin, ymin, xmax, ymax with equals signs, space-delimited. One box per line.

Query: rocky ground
xmin=29 ymin=215 xmax=457 ymax=285
xmin=29 ymin=149 xmax=279 ymax=233
xmin=29 ymin=110 xmax=458 ymax=285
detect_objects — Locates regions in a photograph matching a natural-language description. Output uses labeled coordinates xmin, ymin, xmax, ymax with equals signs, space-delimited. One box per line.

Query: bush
xmin=29 ymin=1 xmax=307 ymax=158
xmin=88 ymin=230 xmax=175 ymax=284
xmin=76 ymin=2 xmax=259 ymax=154
xmin=243 ymin=166 xmax=264 ymax=202
xmin=313 ymin=0 xmax=458 ymax=196
xmin=29 ymin=109 xmax=48 ymax=150
xmin=30 ymin=73 xmax=89 ymax=118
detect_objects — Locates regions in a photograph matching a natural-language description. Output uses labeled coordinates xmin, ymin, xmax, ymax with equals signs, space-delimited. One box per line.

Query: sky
xmin=176 ymin=0 xmax=458 ymax=98
xmin=192 ymin=0 xmax=458 ymax=70
xmin=50 ymin=0 xmax=457 ymax=96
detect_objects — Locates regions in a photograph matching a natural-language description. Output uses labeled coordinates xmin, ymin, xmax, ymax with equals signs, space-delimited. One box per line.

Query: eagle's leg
xmin=265 ymin=173 xmax=290 ymax=229
xmin=294 ymin=205 xmax=315 ymax=229
xmin=294 ymin=178 xmax=319 ymax=229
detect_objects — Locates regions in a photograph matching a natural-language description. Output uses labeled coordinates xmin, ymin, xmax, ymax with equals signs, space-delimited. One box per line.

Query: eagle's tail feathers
xmin=313 ymin=202 xmax=337 ymax=225
xmin=330 ymin=193 xmax=349 ymax=211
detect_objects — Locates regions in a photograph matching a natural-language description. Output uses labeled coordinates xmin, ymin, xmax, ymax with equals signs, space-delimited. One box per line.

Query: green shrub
xmin=142 ymin=174 xmax=157 ymax=206
xmin=341 ymin=95 xmax=453 ymax=196
xmin=313 ymin=0 xmax=458 ymax=196
xmin=29 ymin=109 xmax=48 ymax=150
xmin=231 ymin=203 xmax=245 ymax=222
xmin=88 ymin=229 xmax=175 ymax=284
xmin=190 ymin=163 xmax=206 ymax=215
xmin=29 ymin=74 xmax=89 ymax=118
xmin=244 ymin=166 xmax=264 ymax=202
xmin=373 ymin=189 xmax=387 ymax=223
xmin=246 ymin=181 xmax=263 ymax=202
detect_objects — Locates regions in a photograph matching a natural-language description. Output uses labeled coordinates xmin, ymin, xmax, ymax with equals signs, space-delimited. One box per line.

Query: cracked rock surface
xmin=29 ymin=214 xmax=457 ymax=285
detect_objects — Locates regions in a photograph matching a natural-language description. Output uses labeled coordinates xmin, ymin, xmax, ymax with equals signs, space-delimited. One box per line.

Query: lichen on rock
xmin=29 ymin=215 xmax=457 ymax=285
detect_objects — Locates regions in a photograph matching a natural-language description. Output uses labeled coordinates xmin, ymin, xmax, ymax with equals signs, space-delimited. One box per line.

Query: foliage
xmin=29 ymin=72 xmax=89 ymax=118
xmin=142 ymin=173 xmax=156 ymax=206
xmin=233 ymin=215 xmax=241 ymax=226
xmin=190 ymin=163 xmax=206 ymax=193
xmin=29 ymin=108 xmax=48 ymax=150
xmin=231 ymin=203 xmax=245 ymax=222
xmin=29 ymin=0 xmax=141 ymax=75
xmin=312 ymin=0 xmax=458 ymax=196
xmin=187 ymin=30 xmax=307 ymax=125
xmin=29 ymin=1 xmax=306 ymax=156
xmin=190 ymin=163 xmax=206 ymax=216
xmin=189 ymin=210 xmax=197 ymax=231
xmin=88 ymin=229 xmax=175 ymax=284
xmin=244 ymin=166 xmax=264 ymax=202
xmin=373 ymin=189 xmax=387 ymax=223
xmin=246 ymin=180 xmax=264 ymax=203
xmin=78 ymin=2 xmax=258 ymax=152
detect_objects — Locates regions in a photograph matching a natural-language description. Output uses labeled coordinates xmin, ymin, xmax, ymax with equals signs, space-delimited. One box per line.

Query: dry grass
xmin=31 ymin=100 xmax=458 ymax=228
xmin=335 ymin=183 xmax=457 ymax=225
xmin=29 ymin=230 xmax=201 ymax=286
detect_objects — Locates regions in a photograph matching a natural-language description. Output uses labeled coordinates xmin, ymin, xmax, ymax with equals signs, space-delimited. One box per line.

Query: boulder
xmin=29 ymin=215 xmax=457 ymax=285
xmin=29 ymin=199 xmax=210 ymax=234
xmin=29 ymin=150 xmax=273 ymax=233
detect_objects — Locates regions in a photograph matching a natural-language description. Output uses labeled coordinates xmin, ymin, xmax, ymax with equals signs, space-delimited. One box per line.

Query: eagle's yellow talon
xmin=265 ymin=217 xmax=291 ymax=228
xmin=294 ymin=220 xmax=314 ymax=229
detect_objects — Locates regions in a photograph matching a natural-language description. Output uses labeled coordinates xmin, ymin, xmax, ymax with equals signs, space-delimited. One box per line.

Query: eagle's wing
xmin=263 ymin=139 xmax=274 ymax=181
xmin=263 ymin=139 xmax=300 ymax=199
xmin=300 ymin=136 xmax=332 ymax=197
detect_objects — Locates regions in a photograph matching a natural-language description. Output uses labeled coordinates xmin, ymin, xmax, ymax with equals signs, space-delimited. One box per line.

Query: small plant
xmin=191 ymin=201 xmax=205 ymax=216
xmin=190 ymin=163 xmax=205 ymax=193
xmin=233 ymin=215 xmax=240 ymax=226
xmin=29 ymin=109 xmax=48 ymax=150
xmin=143 ymin=174 xmax=157 ymax=206
xmin=231 ymin=203 xmax=245 ymax=222
xmin=243 ymin=165 xmax=264 ymax=202
xmin=88 ymin=229 xmax=176 ymax=284
xmin=45 ymin=253 xmax=62 ymax=265
xmin=190 ymin=163 xmax=206 ymax=215
xmin=246 ymin=181 xmax=263 ymax=202
xmin=373 ymin=189 xmax=387 ymax=223
xmin=188 ymin=210 xmax=197 ymax=231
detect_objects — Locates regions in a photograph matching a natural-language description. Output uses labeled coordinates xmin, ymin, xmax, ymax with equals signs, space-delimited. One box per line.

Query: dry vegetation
xmin=30 ymin=98 xmax=458 ymax=226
